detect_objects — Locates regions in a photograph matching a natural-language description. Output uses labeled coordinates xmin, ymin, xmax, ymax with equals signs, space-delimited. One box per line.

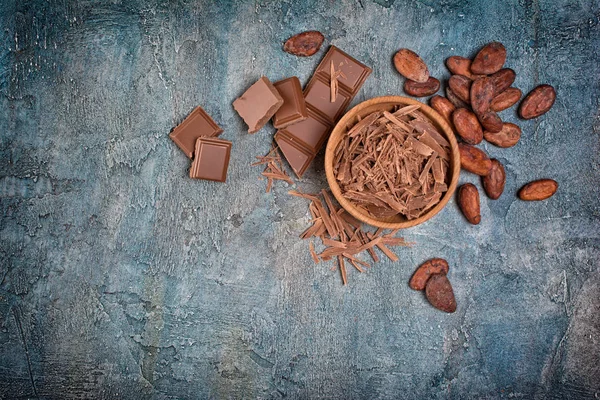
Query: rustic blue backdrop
xmin=1 ymin=0 xmax=599 ymax=398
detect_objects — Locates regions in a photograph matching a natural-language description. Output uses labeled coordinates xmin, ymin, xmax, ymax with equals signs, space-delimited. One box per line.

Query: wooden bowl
xmin=324 ymin=96 xmax=460 ymax=229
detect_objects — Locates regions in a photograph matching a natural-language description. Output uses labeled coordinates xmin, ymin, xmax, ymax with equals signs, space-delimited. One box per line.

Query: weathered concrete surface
xmin=0 ymin=0 xmax=598 ymax=398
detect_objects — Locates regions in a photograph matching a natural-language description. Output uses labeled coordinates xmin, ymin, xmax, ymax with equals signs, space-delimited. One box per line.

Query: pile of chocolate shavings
xmin=252 ymin=145 xmax=294 ymax=192
xmin=333 ymin=104 xmax=451 ymax=220
xmin=289 ymin=189 xmax=413 ymax=285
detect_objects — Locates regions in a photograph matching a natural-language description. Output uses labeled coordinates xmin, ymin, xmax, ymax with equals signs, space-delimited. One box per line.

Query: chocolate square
xmin=273 ymin=77 xmax=308 ymax=129
xmin=189 ymin=137 xmax=232 ymax=182
xmin=315 ymin=46 xmax=372 ymax=93
xmin=169 ymin=106 xmax=223 ymax=158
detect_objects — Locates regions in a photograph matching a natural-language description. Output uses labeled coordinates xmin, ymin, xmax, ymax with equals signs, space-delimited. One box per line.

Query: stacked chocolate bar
xmin=275 ymin=46 xmax=372 ymax=177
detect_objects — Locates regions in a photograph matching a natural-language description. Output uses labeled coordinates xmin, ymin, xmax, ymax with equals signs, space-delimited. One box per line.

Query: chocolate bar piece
xmin=276 ymin=46 xmax=371 ymax=177
xmin=170 ymin=106 xmax=223 ymax=158
xmin=274 ymin=131 xmax=315 ymax=178
xmin=283 ymin=109 xmax=330 ymax=154
xmin=304 ymin=76 xmax=351 ymax=123
xmin=233 ymin=76 xmax=283 ymax=134
xmin=190 ymin=137 xmax=232 ymax=182
xmin=273 ymin=77 xmax=308 ymax=129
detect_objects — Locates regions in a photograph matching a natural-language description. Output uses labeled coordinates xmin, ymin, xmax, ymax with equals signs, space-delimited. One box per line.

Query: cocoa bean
xmin=458 ymin=143 xmax=492 ymax=176
xmin=471 ymin=41 xmax=507 ymax=74
xmin=518 ymin=179 xmax=558 ymax=201
xmin=283 ymin=31 xmax=324 ymax=57
xmin=519 ymin=84 xmax=556 ymax=119
xmin=394 ymin=49 xmax=430 ymax=83
xmin=458 ymin=183 xmax=481 ymax=224
xmin=404 ymin=77 xmax=440 ymax=97
xmin=453 ymin=108 xmax=483 ymax=145
xmin=482 ymin=159 xmax=506 ymax=200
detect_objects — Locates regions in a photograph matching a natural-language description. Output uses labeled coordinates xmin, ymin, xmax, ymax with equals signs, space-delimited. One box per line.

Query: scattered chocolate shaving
xmin=290 ymin=189 xmax=413 ymax=285
xmin=253 ymin=145 xmax=294 ymax=192
xmin=333 ymin=105 xmax=451 ymax=220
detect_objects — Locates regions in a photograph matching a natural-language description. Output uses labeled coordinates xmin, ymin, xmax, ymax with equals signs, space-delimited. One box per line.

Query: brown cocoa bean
xmin=404 ymin=77 xmax=440 ymax=97
xmin=518 ymin=179 xmax=558 ymax=201
xmin=490 ymin=68 xmax=516 ymax=95
xmin=445 ymin=56 xmax=482 ymax=79
xmin=484 ymin=122 xmax=521 ymax=148
xmin=446 ymin=87 xmax=470 ymax=109
xmin=425 ymin=274 xmax=457 ymax=313
xmin=453 ymin=108 xmax=483 ymax=145
xmin=283 ymin=31 xmax=324 ymax=57
xmin=409 ymin=258 xmax=449 ymax=291
xmin=471 ymin=41 xmax=507 ymax=74
xmin=491 ymin=88 xmax=522 ymax=112
xmin=449 ymin=75 xmax=472 ymax=103
xmin=394 ymin=49 xmax=430 ymax=83
xmin=478 ymin=110 xmax=503 ymax=133
xmin=458 ymin=143 xmax=492 ymax=176
xmin=458 ymin=183 xmax=481 ymax=224
xmin=471 ymin=77 xmax=495 ymax=115
xmin=482 ymin=159 xmax=506 ymax=200
xmin=430 ymin=95 xmax=456 ymax=123
xmin=519 ymin=84 xmax=556 ymax=119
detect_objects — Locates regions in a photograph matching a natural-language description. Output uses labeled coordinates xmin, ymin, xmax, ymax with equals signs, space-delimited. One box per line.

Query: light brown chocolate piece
xmin=189 ymin=137 xmax=232 ymax=182
xmin=273 ymin=77 xmax=308 ymax=129
xmin=169 ymin=106 xmax=223 ymax=158
xmin=233 ymin=76 xmax=284 ymax=133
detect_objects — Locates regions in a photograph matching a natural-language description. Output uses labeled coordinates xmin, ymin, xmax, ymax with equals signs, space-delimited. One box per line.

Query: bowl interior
xmin=324 ymin=96 xmax=460 ymax=229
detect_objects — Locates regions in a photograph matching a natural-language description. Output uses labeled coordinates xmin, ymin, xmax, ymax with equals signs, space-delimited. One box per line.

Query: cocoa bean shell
xmin=410 ymin=258 xmax=450 ymax=291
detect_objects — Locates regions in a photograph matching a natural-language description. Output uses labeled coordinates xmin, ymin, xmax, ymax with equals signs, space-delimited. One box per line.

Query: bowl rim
xmin=324 ymin=95 xmax=461 ymax=229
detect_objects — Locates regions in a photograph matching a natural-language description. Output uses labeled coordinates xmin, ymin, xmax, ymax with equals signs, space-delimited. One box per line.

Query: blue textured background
xmin=1 ymin=0 xmax=599 ymax=399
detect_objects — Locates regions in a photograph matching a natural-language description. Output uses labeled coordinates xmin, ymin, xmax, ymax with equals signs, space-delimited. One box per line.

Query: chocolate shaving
xmin=290 ymin=190 xmax=413 ymax=285
xmin=333 ymin=105 xmax=451 ymax=220
xmin=253 ymin=145 xmax=294 ymax=192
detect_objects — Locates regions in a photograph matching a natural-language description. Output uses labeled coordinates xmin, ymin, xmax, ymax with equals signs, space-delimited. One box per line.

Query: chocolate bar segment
xmin=170 ymin=106 xmax=223 ymax=158
xmin=233 ymin=76 xmax=283 ymax=134
xmin=315 ymin=46 xmax=372 ymax=92
xmin=190 ymin=137 xmax=232 ymax=182
xmin=273 ymin=77 xmax=308 ymax=129
xmin=283 ymin=109 xmax=330 ymax=154
xmin=274 ymin=131 xmax=315 ymax=178
xmin=304 ymin=77 xmax=351 ymax=123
